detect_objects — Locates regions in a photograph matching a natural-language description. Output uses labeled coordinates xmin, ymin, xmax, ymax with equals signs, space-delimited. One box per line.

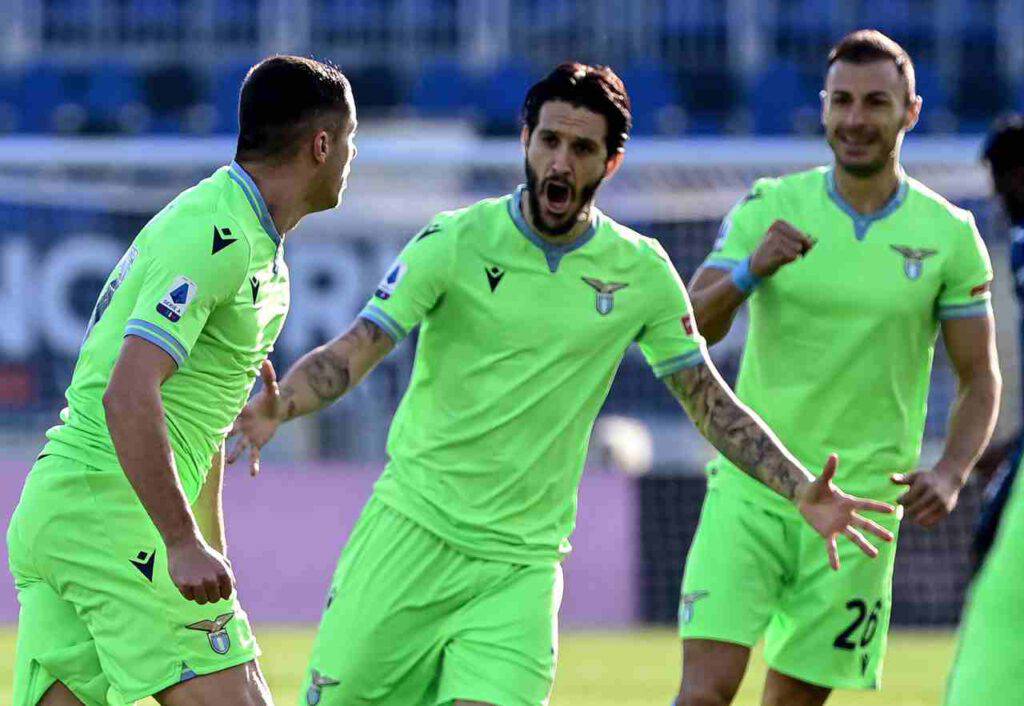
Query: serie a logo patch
xmin=156 ymin=276 xmax=197 ymax=322
xmin=374 ymin=261 xmax=407 ymax=300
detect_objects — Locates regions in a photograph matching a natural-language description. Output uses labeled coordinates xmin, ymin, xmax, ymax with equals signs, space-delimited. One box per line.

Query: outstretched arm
xmin=664 ymin=361 xmax=895 ymax=569
xmin=664 ymin=362 xmax=812 ymax=500
xmin=227 ymin=317 xmax=394 ymax=473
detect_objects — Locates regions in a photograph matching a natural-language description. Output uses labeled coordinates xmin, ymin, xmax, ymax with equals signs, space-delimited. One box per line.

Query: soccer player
xmin=968 ymin=116 xmax=1024 ymax=573
xmin=676 ymin=30 xmax=999 ymax=706
xmin=6 ymin=56 xmax=356 ymax=706
xmin=945 ymin=116 xmax=1024 ymax=705
xmin=228 ymin=62 xmax=894 ymax=706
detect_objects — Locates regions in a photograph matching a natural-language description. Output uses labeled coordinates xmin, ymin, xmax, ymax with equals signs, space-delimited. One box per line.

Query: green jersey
xmin=705 ymin=166 xmax=992 ymax=508
xmin=43 ymin=162 xmax=290 ymax=501
xmin=360 ymin=186 xmax=704 ymax=564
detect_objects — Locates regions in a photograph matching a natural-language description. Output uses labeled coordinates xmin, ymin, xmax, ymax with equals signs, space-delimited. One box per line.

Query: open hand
xmin=226 ymin=359 xmax=285 ymax=476
xmin=892 ymin=469 xmax=962 ymax=528
xmin=797 ymin=454 xmax=896 ymax=570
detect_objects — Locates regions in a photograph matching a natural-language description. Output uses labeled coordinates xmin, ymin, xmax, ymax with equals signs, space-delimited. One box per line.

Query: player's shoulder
xmin=597 ymin=214 xmax=674 ymax=268
xmin=412 ymin=193 xmax=513 ymax=244
xmin=138 ymin=169 xmax=252 ymax=263
xmin=765 ymin=166 xmax=830 ymax=199
xmin=903 ymin=175 xmax=977 ymax=231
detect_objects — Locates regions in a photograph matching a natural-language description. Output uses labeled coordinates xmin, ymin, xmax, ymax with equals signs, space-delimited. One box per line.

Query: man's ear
xmin=521 ymin=125 xmax=530 ymax=150
xmin=604 ymin=151 xmax=625 ymax=180
xmin=312 ymin=129 xmax=330 ymax=165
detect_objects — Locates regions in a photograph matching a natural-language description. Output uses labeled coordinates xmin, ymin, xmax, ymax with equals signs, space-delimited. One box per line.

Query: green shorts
xmin=679 ymin=486 xmax=900 ymax=690
xmin=301 ymin=496 xmax=562 ymax=706
xmin=6 ymin=455 xmax=260 ymax=706
xmin=945 ymin=474 xmax=1024 ymax=705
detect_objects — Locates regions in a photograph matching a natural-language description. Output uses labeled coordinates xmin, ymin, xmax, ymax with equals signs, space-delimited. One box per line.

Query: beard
xmin=524 ymin=158 xmax=603 ymax=236
xmin=828 ymin=129 xmax=899 ymax=178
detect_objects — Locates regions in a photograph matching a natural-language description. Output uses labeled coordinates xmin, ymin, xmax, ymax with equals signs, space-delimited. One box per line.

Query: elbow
xmin=102 ymin=380 xmax=139 ymax=422
xmin=102 ymin=384 xmax=124 ymax=421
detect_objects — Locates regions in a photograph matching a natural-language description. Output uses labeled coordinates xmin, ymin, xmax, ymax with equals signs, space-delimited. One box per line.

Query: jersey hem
xmin=765 ymin=655 xmax=881 ymax=692
xmin=125 ymin=319 xmax=188 ymax=366
xmin=374 ymin=492 xmax=567 ymax=566
xmin=120 ymin=650 xmax=261 ymax=702
xmin=359 ymin=305 xmax=406 ymax=342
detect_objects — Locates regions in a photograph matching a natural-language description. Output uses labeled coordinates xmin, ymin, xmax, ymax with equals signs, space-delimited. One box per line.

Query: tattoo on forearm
xmin=666 ymin=364 xmax=802 ymax=500
xmin=284 ymin=318 xmax=390 ymax=417
xmin=306 ymin=347 xmax=350 ymax=404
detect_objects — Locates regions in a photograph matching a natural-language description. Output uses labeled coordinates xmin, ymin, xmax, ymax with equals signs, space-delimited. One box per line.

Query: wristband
xmin=731 ymin=257 xmax=762 ymax=294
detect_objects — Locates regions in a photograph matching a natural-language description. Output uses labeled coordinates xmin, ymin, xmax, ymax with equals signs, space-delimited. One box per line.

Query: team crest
xmin=306 ymin=669 xmax=340 ymax=705
xmin=679 ymin=590 xmax=710 ymax=625
xmin=890 ymin=245 xmax=937 ymax=281
xmin=186 ymin=611 xmax=234 ymax=655
xmin=582 ymin=277 xmax=629 ymax=315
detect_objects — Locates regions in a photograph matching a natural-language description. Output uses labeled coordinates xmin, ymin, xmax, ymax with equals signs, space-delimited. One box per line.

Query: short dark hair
xmin=983 ymin=114 xmax=1024 ymax=173
xmin=827 ymin=30 xmax=916 ymax=103
xmin=521 ymin=62 xmax=632 ymax=156
xmin=235 ymin=55 xmax=352 ymax=163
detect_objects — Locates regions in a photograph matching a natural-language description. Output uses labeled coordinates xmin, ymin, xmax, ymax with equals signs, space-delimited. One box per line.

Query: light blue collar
xmin=825 ymin=167 xmax=908 ymax=241
xmin=507 ymin=185 xmax=599 ymax=273
xmin=228 ymin=161 xmax=282 ymax=246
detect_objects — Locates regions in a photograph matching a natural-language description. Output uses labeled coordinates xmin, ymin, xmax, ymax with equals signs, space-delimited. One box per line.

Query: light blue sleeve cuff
xmin=730 ymin=257 xmax=761 ymax=294
xmin=937 ymin=301 xmax=991 ymax=320
xmin=702 ymin=257 xmax=740 ymax=271
xmin=652 ymin=349 xmax=705 ymax=378
xmin=359 ymin=305 xmax=407 ymax=343
xmin=124 ymin=319 xmax=188 ymax=367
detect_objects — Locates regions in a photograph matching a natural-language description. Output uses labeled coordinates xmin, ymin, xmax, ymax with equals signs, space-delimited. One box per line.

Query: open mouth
xmin=543 ymin=180 xmax=573 ymax=214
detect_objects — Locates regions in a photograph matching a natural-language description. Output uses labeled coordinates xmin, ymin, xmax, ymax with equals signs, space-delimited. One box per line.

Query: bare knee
xmin=676 ymin=639 xmax=750 ymax=706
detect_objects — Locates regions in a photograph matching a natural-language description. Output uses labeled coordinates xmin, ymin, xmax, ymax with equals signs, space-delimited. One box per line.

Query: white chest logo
xmin=890 ymin=245 xmax=937 ymax=281
xmin=582 ymin=277 xmax=629 ymax=315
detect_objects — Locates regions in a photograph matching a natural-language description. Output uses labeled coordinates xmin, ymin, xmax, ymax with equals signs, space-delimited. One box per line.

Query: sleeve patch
xmin=374 ymin=261 xmax=407 ymax=301
xmin=156 ymin=276 xmax=197 ymax=323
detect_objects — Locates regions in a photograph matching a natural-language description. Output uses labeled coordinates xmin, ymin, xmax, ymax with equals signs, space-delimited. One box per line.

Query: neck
xmin=833 ymin=159 xmax=902 ymax=216
xmin=520 ymin=189 xmax=595 ymax=246
xmin=236 ymin=159 xmax=311 ymax=237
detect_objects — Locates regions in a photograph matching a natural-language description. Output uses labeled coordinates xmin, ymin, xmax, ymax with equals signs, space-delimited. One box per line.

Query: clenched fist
xmin=750 ymin=220 xmax=815 ymax=278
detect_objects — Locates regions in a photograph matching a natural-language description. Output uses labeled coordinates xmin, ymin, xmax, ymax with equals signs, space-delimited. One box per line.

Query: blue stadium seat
xmin=212 ymin=61 xmax=257 ymax=133
xmin=410 ymin=60 xmax=473 ymax=117
xmin=20 ymin=63 xmax=80 ymax=132
xmin=773 ymin=0 xmax=837 ymax=34
xmin=85 ymin=62 xmax=142 ymax=131
xmin=912 ymin=62 xmax=952 ymax=133
xmin=678 ymin=68 xmax=735 ymax=135
xmin=750 ymin=60 xmax=817 ymax=134
xmin=212 ymin=0 xmax=259 ymax=41
xmin=618 ymin=65 xmax=683 ymax=136
xmin=476 ymin=62 xmax=537 ymax=135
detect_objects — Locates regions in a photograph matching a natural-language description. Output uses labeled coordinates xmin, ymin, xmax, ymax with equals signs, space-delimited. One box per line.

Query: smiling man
xmin=676 ymin=30 xmax=1000 ymax=706
xmin=228 ymin=62 xmax=895 ymax=706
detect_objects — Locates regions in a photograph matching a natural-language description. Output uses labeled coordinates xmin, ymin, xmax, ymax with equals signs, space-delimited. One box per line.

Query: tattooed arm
xmin=665 ymin=362 xmax=812 ymax=500
xmin=277 ymin=317 xmax=393 ymax=422
xmin=226 ymin=317 xmax=393 ymax=473
xmin=665 ymin=361 xmax=896 ymax=569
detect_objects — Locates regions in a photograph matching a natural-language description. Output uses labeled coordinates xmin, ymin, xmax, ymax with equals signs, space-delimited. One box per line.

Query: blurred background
xmin=1 ymin=1 xmax=1022 ymax=704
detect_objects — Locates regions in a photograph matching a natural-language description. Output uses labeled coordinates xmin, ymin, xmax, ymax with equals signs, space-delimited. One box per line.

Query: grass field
xmin=0 ymin=627 xmax=956 ymax=705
